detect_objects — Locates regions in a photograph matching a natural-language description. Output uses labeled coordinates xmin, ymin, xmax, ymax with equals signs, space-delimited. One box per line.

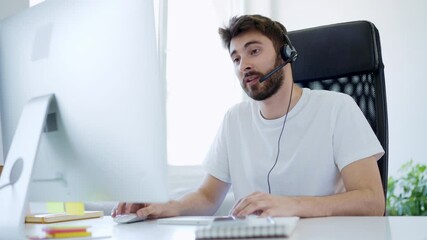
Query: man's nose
xmin=239 ymin=58 xmax=252 ymax=73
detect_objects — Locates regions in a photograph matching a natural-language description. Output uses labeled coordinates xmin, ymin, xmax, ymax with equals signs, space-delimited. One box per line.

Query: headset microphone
xmin=259 ymin=33 xmax=298 ymax=83
xmin=259 ymin=57 xmax=293 ymax=83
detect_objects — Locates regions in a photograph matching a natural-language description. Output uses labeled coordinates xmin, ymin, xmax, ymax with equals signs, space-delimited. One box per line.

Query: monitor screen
xmin=0 ymin=0 xmax=169 ymax=204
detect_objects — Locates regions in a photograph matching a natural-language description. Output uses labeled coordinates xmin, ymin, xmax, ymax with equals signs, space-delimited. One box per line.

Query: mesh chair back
xmin=288 ymin=21 xmax=388 ymax=198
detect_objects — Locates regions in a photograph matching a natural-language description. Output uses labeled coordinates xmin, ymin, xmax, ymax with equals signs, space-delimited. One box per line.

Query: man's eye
xmin=251 ymin=49 xmax=260 ymax=55
xmin=232 ymin=58 xmax=240 ymax=64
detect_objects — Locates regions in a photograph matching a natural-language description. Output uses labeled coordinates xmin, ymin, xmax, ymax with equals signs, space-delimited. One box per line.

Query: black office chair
xmin=288 ymin=21 xmax=389 ymax=199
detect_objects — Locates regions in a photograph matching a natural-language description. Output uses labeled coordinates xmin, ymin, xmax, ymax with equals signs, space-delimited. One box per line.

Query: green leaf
xmin=387 ymin=160 xmax=427 ymax=216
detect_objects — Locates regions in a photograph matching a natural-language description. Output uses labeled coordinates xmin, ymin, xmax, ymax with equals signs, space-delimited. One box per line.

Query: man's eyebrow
xmin=230 ymin=40 xmax=263 ymax=57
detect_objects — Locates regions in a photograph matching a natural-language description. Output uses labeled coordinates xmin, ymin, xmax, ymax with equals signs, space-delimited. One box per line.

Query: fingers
xmin=231 ymin=192 xmax=266 ymax=217
xmin=136 ymin=203 xmax=167 ymax=220
xmin=136 ymin=204 xmax=156 ymax=219
xmin=233 ymin=200 xmax=263 ymax=217
xmin=233 ymin=193 xmax=294 ymax=217
xmin=111 ymin=202 xmax=146 ymax=217
xmin=135 ymin=202 xmax=180 ymax=220
xmin=125 ymin=202 xmax=141 ymax=214
xmin=111 ymin=202 xmax=124 ymax=217
xmin=228 ymin=198 xmax=242 ymax=216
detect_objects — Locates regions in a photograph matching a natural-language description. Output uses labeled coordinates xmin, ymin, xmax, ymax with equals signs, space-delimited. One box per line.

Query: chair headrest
xmin=288 ymin=21 xmax=382 ymax=83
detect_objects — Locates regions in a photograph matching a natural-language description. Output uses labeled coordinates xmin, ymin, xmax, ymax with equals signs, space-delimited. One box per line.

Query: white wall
xmin=244 ymin=0 xmax=427 ymax=177
xmin=0 ymin=0 xmax=27 ymax=20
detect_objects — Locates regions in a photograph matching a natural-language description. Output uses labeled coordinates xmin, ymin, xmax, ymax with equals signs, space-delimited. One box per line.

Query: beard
xmin=241 ymin=56 xmax=284 ymax=101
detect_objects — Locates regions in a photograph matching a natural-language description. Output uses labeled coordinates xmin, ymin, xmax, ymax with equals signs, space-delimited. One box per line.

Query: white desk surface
xmin=26 ymin=216 xmax=427 ymax=240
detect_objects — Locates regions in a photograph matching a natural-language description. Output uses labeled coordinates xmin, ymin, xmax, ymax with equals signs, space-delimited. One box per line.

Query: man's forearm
xmin=289 ymin=189 xmax=385 ymax=217
xmin=169 ymin=190 xmax=222 ymax=216
xmin=232 ymin=187 xmax=384 ymax=217
xmin=173 ymin=175 xmax=230 ymax=216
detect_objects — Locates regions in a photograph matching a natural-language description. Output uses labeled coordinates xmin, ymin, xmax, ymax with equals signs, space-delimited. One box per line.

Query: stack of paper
xmin=42 ymin=226 xmax=91 ymax=238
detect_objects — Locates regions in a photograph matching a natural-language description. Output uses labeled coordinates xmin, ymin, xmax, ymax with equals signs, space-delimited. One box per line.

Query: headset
xmin=264 ymin=32 xmax=298 ymax=194
xmin=259 ymin=33 xmax=298 ymax=83
xmin=281 ymin=34 xmax=298 ymax=62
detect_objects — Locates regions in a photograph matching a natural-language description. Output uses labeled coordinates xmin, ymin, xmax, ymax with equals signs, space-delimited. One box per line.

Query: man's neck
xmin=259 ymin=82 xmax=302 ymax=120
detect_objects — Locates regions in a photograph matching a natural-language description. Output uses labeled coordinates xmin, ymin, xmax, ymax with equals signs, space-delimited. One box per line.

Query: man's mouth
xmin=244 ymin=74 xmax=260 ymax=86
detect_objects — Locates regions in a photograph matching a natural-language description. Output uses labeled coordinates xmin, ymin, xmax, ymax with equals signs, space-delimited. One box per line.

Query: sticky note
xmin=46 ymin=202 xmax=65 ymax=213
xmin=47 ymin=231 xmax=91 ymax=238
xmin=65 ymin=202 xmax=85 ymax=215
xmin=43 ymin=226 xmax=89 ymax=234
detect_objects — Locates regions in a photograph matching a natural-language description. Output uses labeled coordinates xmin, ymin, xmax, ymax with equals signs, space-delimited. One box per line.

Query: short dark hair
xmin=218 ymin=15 xmax=287 ymax=52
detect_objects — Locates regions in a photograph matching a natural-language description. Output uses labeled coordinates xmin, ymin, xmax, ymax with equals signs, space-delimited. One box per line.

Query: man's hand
xmin=231 ymin=156 xmax=385 ymax=218
xmin=230 ymin=192 xmax=296 ymax=217
xmin=111 ymin=202 xmax=146 ymax=217
xmin=110 ymin=175 xmax=230 ymax=219
xmin=111 ymin=201 xmax=181 ymax=220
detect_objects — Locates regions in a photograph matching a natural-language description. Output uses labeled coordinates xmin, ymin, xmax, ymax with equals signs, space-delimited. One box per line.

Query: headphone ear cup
xmin=280 ymin=44 xmax=296 ymax=62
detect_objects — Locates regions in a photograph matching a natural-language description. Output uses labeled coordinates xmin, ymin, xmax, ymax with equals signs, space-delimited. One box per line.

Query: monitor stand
xmin=0 ymin=94 xmax=55 ymax=240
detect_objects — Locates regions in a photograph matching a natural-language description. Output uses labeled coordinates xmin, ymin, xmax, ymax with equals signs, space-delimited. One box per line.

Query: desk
xmin=26 ymin=216 xmax=427 ymax=240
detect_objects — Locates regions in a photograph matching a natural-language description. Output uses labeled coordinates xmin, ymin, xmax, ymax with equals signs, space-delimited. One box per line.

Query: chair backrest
xmin=288 ymin=21 xmax=388 ymax=198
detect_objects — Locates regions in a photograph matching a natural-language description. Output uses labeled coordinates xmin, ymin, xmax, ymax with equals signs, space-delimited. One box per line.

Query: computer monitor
xmin=0 ymin=0 xmax=169 ymax=238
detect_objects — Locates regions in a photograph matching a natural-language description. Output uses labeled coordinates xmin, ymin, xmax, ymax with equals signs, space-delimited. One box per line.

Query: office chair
xmin=288 ymin=21 xmax=389 ymax=199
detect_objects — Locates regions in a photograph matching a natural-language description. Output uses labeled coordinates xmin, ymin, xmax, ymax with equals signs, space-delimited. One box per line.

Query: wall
xmin=0 ymin=0 xmax=27 ymax=20
xmin=244 ymin=0 xmax=427 ymax=177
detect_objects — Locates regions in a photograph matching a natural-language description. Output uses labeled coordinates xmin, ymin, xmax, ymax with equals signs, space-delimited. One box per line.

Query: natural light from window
xmin=166 ymin=0 xmax=242 ymax=166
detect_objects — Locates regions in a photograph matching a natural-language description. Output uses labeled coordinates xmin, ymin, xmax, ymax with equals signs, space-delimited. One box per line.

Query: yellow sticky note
xmin=65 ymin=202 xmax=85 ymax=215
xmin=46 ymin=202 xmax=65 ymax=213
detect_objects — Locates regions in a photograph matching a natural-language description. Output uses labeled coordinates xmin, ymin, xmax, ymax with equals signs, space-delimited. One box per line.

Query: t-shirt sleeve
xmin=333 ymin=95 xmax=385 ymax=171
xmin=202 ymin=111 xmax=232 ymax=183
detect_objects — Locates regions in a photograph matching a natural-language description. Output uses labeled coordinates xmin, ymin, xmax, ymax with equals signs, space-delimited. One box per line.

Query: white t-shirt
xmin=203 ymin=88 xmax=384 ymax=201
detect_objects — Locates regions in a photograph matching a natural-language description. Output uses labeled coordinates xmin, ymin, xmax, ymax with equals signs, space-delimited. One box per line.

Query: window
xmin=165 ymin=0 xmax=242 ymax=166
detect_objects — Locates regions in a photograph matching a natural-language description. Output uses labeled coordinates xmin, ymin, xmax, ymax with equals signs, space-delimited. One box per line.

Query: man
xmin=112 ymin=15 xmax=385 ymax=218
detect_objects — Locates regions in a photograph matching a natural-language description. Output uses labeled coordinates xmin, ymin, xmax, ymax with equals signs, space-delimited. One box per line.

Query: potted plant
xmin=387 ymin=160 xmax=427 ymax=216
